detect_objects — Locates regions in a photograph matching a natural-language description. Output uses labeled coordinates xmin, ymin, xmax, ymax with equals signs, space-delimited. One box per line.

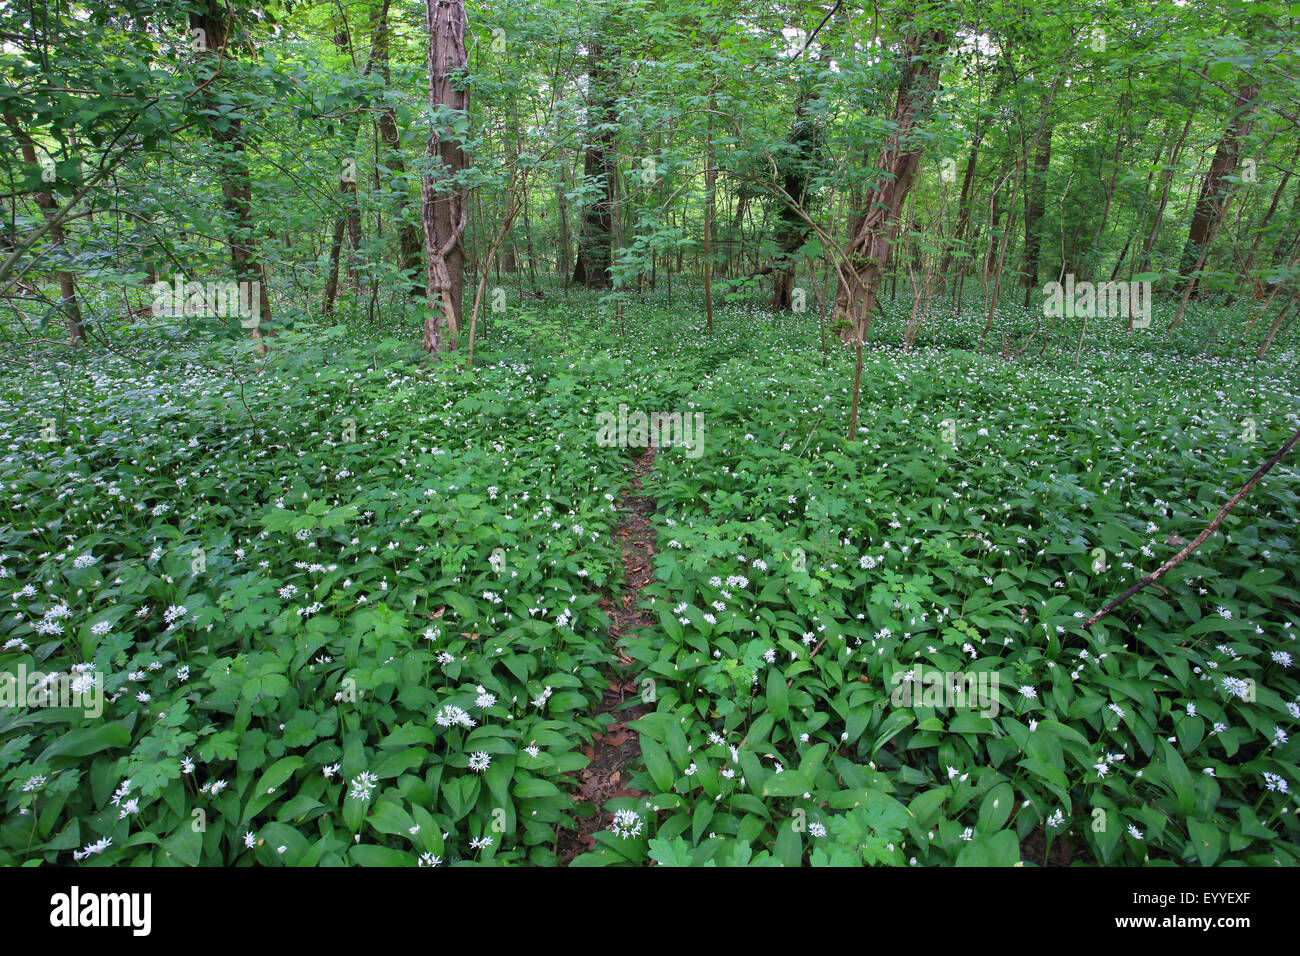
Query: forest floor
xmin=1 ymin=287 xmax=1299 ymax=866
xmin=558 ymin=441 xmax=656 ymax=863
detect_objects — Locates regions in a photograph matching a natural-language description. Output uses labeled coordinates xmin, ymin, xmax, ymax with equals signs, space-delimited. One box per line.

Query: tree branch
xmin=1083 ymin=424 xmax=1300 ymax=628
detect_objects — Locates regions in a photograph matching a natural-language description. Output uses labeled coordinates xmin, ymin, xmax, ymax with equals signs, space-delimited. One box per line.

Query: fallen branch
xmin=1083 ymin=424 xmax=1300 ymax=628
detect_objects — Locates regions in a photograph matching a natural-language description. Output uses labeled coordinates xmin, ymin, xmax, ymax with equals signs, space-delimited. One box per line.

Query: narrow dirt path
xmin=557 ymin=441 xmax=657 ymax=863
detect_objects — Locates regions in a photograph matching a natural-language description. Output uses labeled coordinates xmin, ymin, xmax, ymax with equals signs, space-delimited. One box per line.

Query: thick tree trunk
xmin=572 ymin=39 xmax=616 ymax=289
xmin=1178 ymin=83 xmax=1260 ymax=298
xmin=771 ymin=77 xmax=819 ymax=310
xmin=1021 ymin=123 xmax=1051 ymax=306
xmin=421 ymin=0 xmax=470 ymax=353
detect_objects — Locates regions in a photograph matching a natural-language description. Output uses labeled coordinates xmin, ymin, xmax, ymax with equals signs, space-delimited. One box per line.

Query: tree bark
xmin=421 ymin=0 xmax=470 ymax=353
xmin=771 ymin=75 xmax=820 ymax=309
xmin=1021 ymin=123 xmax=1051 ymax=306
xmin=1178 ymin=82 xmax=1260 ymax=297
xmin=834 ymin=22 xmax=950 ymax=346
xmin=571 ymin=38 xmax=616 ymax=288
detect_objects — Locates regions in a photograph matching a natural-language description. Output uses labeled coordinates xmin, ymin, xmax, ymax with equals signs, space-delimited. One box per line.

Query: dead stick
xmin=1083 ymin=424 xmax=1300 ymax=628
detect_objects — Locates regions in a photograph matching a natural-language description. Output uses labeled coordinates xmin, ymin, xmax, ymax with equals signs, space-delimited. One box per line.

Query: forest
xmin=1 ymin=0 xmax=1299 ymax=872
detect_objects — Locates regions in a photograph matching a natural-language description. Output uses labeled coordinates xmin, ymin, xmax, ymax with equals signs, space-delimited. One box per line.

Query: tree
xmin=834 ymin=13 xmax=951 ymax=344
xmin=421 ymin=0 xmax=470 ymax=354
xmin=1178 ymin=82 xmax=1261 ymax=298
xmin=571 ymin=37 xmax=618 ymax=289
xmin=189 ymin=1 xmax=274 ymax=344
xmin=3 ymin=114 xmax=85 ymax=345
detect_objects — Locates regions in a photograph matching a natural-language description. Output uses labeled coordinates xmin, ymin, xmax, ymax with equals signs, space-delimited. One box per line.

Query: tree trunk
xmin=502 ymin=113 xmax=521 ymax=273
xmin=3 ymin=114 xmax=85 ymax=345
xmin=703 ymin=75 xmax=717 ymax=331
xmin=1256 ymin=289 xmax=1297 ymax=359
xmin=555 ymin=158 xmax=572 ymax=280
xmin=421 ymin=0 xmax=470 ymax=353
xmin=371 ymin=0 xmax=424 ymax=299
xmin=835 ymin=22 xmax=950 ymax=345
xmin=771 ymin=76 xmax=819 ymax=309
xmin=1137 ymin=101 xmax=1199 ymax=277
xmin=571 ymin=38 xmax=616 ymax=288
xmin=1021 ymin=123 xmax=1052 ymax=306
xmin=323 ymin=216 xmax=346 ymax=314
xmin=189 ymin=3 xmax=273 ymax=343
xmin=937 ymin=70 xmax=1007 ymax=290
xmin=1179 ymin=83 xmax=1260 ymax=297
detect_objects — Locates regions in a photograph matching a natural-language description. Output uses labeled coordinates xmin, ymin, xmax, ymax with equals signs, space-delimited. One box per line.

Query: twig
xmin=1083 ymin=424 xmax=1300 ymax=628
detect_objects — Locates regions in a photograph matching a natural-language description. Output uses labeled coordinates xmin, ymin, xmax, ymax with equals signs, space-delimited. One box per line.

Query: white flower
xmin=76 ymin=836 xmax=113 ymax=860
xmin=610 ymin=809 xmax=643 ymax=839
xmin=468 ymin=751 xmax=491 ymax=772
xmin=1262 ymin=772 xmax=1289 ymax=794
xmin=1221 ymin=677 xmax=1252 ymax=700
xmin=349 ymin=771 xmax=378 ymax=801
xmin=435 ymin=705 xmax=475 ymax=729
